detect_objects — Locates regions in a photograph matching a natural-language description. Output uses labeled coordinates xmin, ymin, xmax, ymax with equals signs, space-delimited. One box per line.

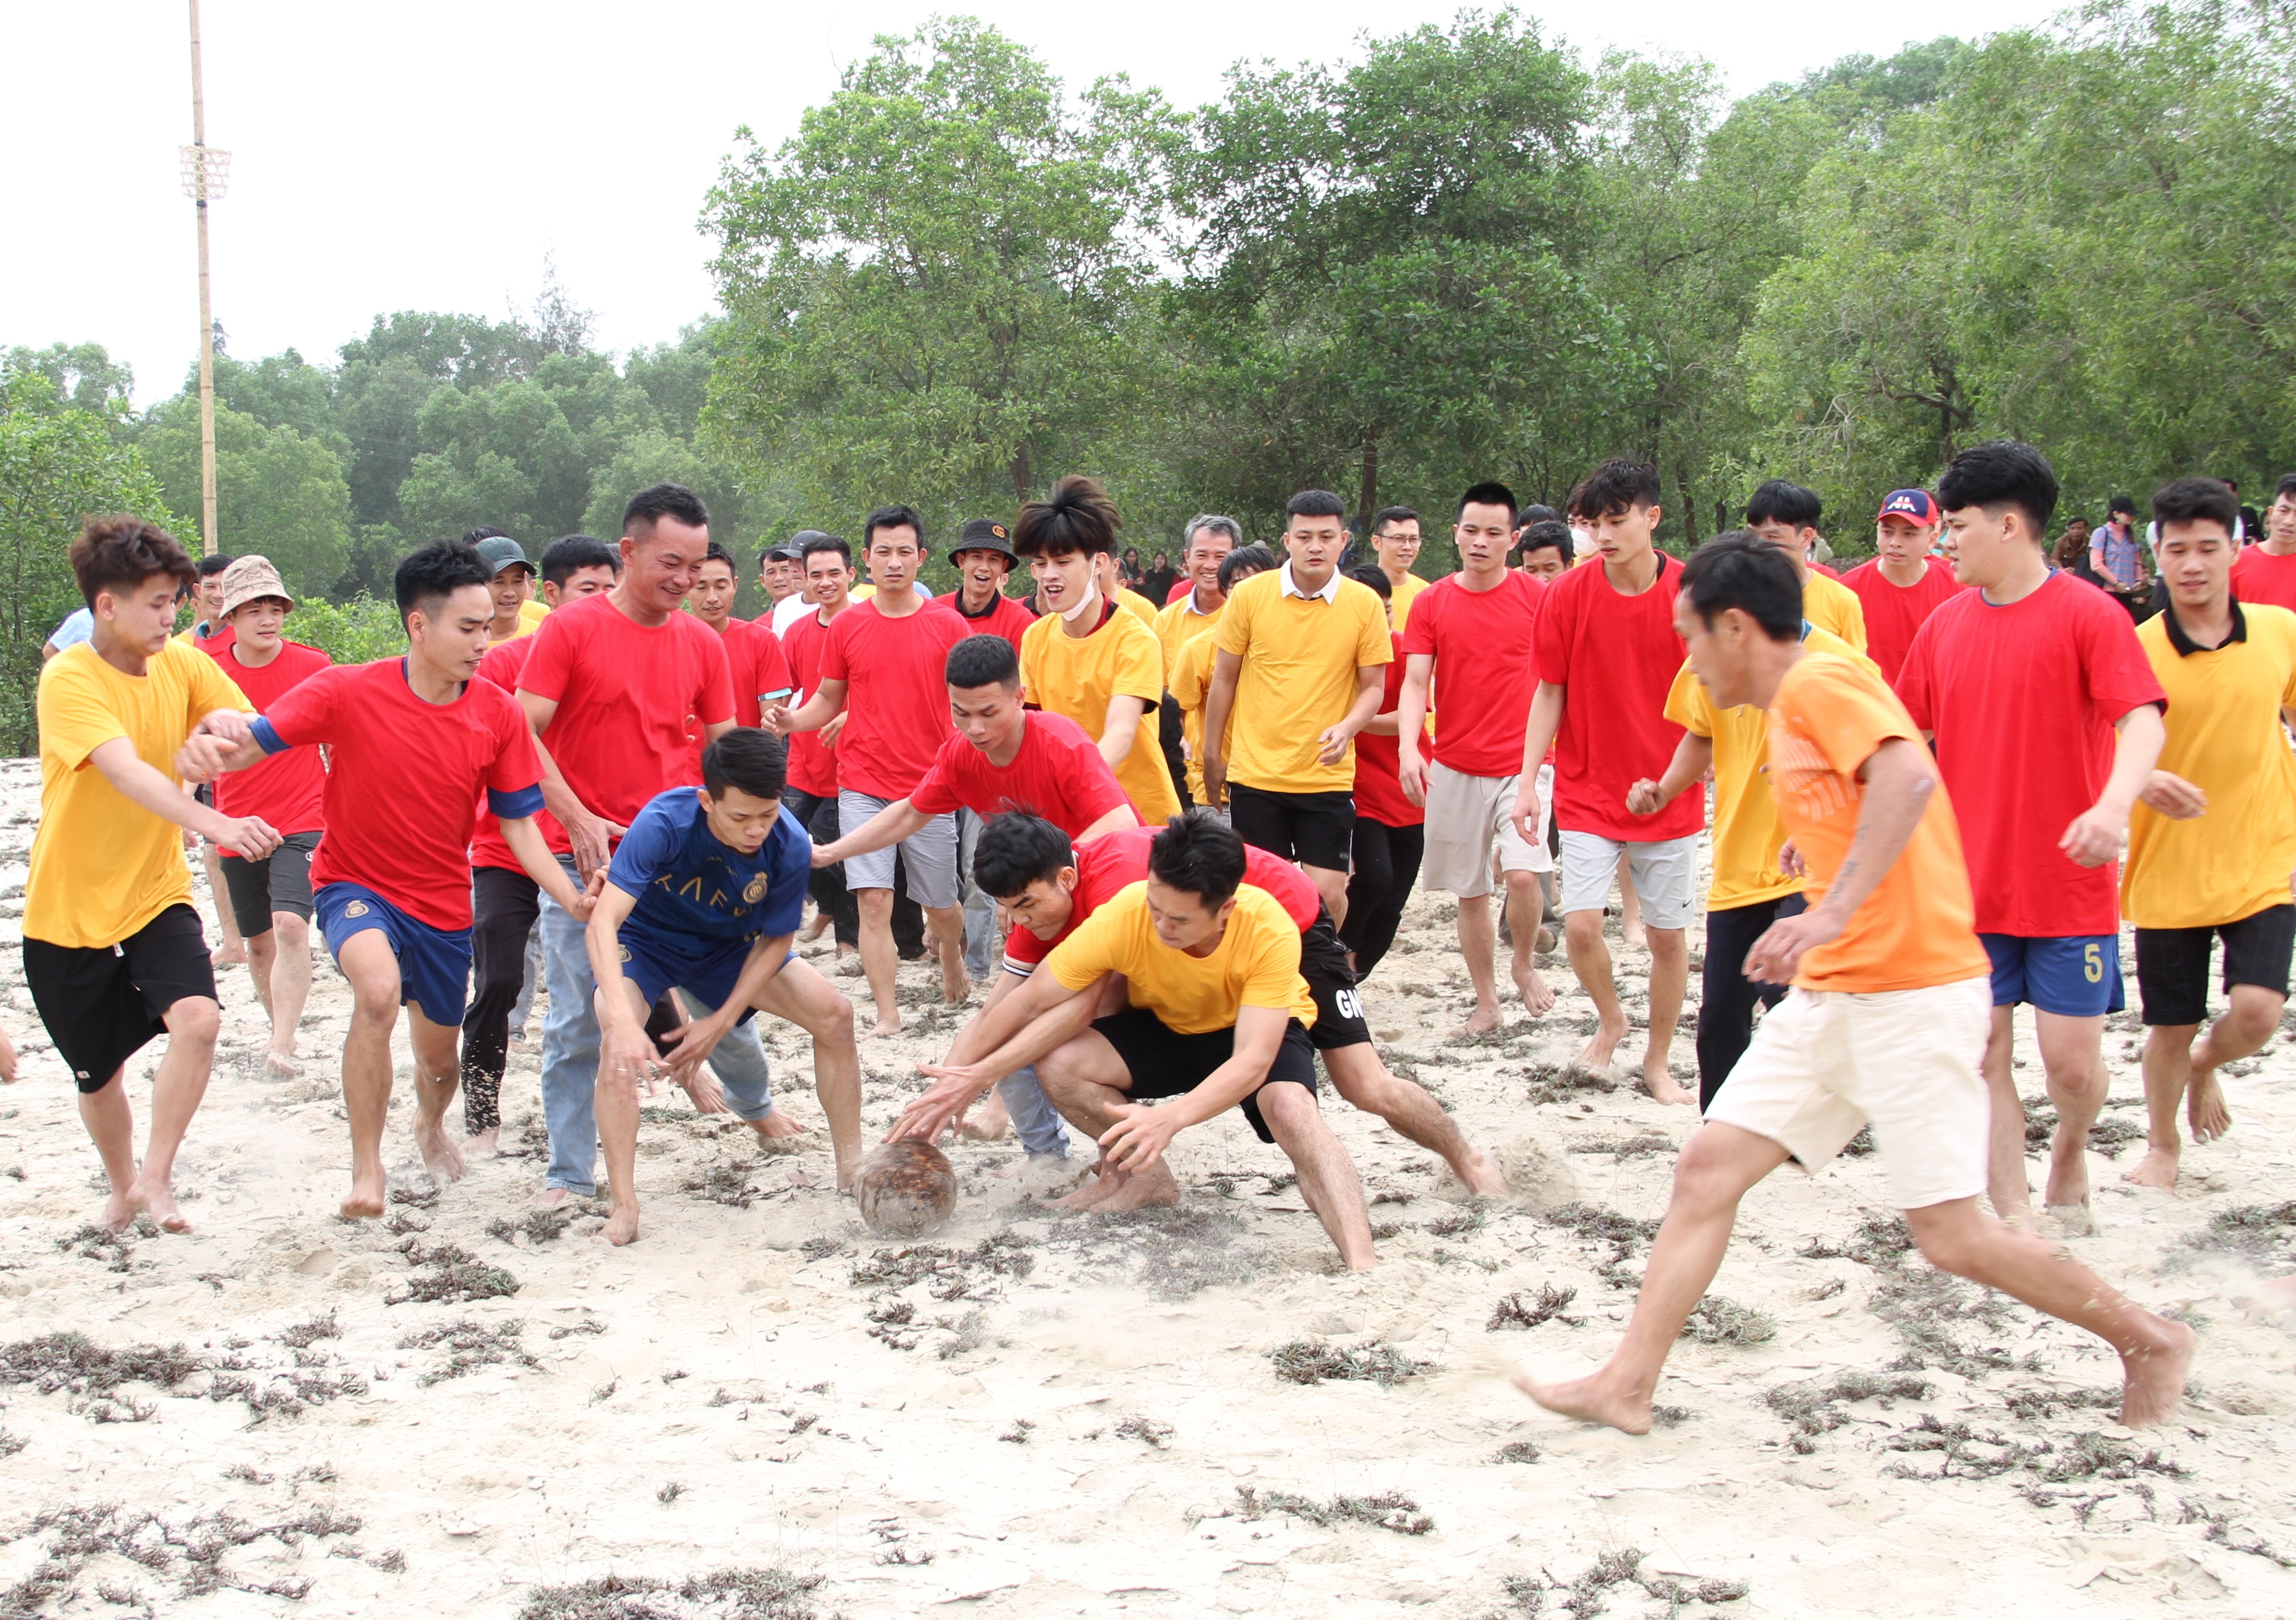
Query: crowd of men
xmin=27 ymin=443 xmax=2289 ymax=1433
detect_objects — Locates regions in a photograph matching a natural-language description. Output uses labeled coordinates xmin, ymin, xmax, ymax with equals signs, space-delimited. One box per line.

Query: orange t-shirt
xmin=1765 ymin=651 xmax=1990 ymax=993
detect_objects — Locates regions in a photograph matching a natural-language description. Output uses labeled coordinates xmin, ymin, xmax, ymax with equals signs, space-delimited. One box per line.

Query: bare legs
xmin=80 ymin=995 xmax=219 ymax=1233
xmin=1983 ymin=1007 xmax=2106 ymax=1229
xmin=1562 ymin=910 xmax=1691 ymax=1104
xmin=1303 ymin=863 xmax=1349 ymax=932
xmin=1615 ymin=855 xmax=1646 ymax=950
xmin=856 ymin=890 xmax=971 ymax=1037
xmin=595 ymin=960 xmax=860 ymax=1247
xmin=1322 ymin=1043 xmax=1505 ymax=1195
xmin=202 ymin=841 xmax=246 ymax=968
xmin=336 ymin=930 xmax=464 ymax=1220
xmin=1458 ymin=871 xmax=1555 ymax=1034
xmin=1517 ymin=1122 xmax=2192 ymax=1433
xmin=2127 ymin=985 xmax=2281 ymax=1189
xmin=243 ymin=913 xmax=311 ymax=1078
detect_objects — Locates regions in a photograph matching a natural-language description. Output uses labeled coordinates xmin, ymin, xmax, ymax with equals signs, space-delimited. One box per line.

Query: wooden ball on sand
xmin=854 ymin=1140 xmax=959 ymax=1239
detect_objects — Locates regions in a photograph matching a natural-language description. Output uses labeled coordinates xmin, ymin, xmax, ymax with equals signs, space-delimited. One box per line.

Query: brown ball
xmin=853 ymin=1139 xmax=959 ymax=1239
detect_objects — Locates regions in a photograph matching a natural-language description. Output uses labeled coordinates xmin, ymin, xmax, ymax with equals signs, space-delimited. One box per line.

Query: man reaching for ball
xmin=586 ymin=729 xmax=863 ymax=1245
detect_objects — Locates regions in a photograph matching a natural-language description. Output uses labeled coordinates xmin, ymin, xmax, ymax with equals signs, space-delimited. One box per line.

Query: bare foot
xmin=678 ymin=1070 xmax=729 ymax=1114
xmin=463 ymin=1125 xmax=501 ymax=1156
xmin=1512 ymin=960 xmax=1556 ymax=1017
xmin=959 ymin=1092 xmax=1012 ymax=1141
xmin=137 ymin=1177 xmax=192 ymax=1233
xmin=1513 ymin=1370 xmax=1652 ymax=1435
xmin=1457 ymin=1001 xmax=1502 ymax=1038
xmin=2188 ymin=1069 xmax=2231 ymax=1143
xmin=210 ymin=942 xmax=249 ymax=970
xmin=751 ymin=1110 xmax=807 ymax=1140
xmin=1534 ymin=925 xmax=1556 ymax=954
xmin=2042 ymin=1135 xmax=2092 ymax=1212
xmin=834 ymin=1155 xmax=859 ymax=1194
xmin=598 ymin=1203 xmax=641 ymax=1246
xmin=263 ymin=1050 xmax=299 ymax=1080
xmin=1092 ymin=1165 xmax=1182 ymax=1212
xmin=99 ymin=1184 xmax=143 ymax=1233
xmin=2123 ymin=1146 xmax=2180 ymax=1190
xmin=2118 ymin=1319 xmax=2196 ymax=1428
xmin=1052 ymin=1168 xmax=1122 ymax=1210
xmin=864 ymin=1013 xmax=902 ymax=1041
xmin=1622 ymin=921 xmax=1648 ymax=951
xmin=340 ymin=1177 xmax=386 ymax=1220
xmin=941 ymin=963 xmax=971 ymax=1007
xmin=1454 ymin=1149 xmax=1508 ymax=1199
xmin=415 ymin=1119 xmax=468 ymax=1187
xmin=1642 ymin=1051 xmax=1694 ymax=1107
xmin=1575 ymin=1018 xmax=1627 ymax=1073
xmin=2042 ymin=1203 xmax=2097 ymax=1237
xmin=800 ymin=912 xmax=830 ymax=943
xmin=530 ymin=1185 xmax=571 ymax=1209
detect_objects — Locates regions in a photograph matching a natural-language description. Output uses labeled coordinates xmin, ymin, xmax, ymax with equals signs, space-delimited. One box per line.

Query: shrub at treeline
xmin=3 ymin=1 xmax=2290 ymax=753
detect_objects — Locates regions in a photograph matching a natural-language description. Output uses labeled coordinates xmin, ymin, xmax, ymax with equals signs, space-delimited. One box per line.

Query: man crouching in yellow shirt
xmin=918 ymin=811 xmax=1375 ymax=1269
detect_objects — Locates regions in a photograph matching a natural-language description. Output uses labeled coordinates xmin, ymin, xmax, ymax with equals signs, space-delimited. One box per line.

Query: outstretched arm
xmin=119 ymin=737 xmax=279 ymax=858
xmin=815 ymin=797 xmax=930 ymax=868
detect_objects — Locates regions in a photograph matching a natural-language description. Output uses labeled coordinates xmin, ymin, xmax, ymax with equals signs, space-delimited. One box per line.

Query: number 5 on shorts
xmin=2083 ymin=942 xmax=2104 ymax=984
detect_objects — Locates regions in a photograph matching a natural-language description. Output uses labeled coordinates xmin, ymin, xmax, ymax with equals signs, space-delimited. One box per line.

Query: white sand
xmin=0 ymin=750 xmax=2292 ymax=1617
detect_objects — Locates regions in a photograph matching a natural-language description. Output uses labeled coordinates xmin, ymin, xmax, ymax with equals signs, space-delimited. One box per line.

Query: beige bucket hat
xmin=216 ymin=555 xmax=295 ymax=617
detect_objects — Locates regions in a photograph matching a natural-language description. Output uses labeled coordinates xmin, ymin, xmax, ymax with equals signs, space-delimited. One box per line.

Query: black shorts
xmin=220 ymin=830 xmax=320 ymax=937
xmin=1299 ymin=909 xmax=1370 ymax=1051
xmin=23 ymin=905 xmax=217 ymax=1093
xmin=1091 ymin=1005 xmax=1318 ymax=1144
xmin=2134 ymin=905 xmax=2296 ymax=1026
xmin=1229 ymin=784 xmax=1355 ymax=871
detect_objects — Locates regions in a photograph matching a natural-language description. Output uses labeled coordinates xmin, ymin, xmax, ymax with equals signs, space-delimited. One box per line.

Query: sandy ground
xmin=1 ymin=750 xmax=2293 ymax=1618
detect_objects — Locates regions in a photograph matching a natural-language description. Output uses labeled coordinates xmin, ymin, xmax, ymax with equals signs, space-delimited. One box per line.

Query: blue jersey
xmin=608 ymin=789 xmax=810 ymax=947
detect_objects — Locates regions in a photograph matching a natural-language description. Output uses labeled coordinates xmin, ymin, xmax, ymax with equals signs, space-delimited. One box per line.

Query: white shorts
xmin=1705 ymin=976 xmax=1992 ymax=1209
xmin=1556 ymin=829 xmax=1697 ymax=929
xmin=838 ymin=790 xmax=962 ymax=909
xmin=1421 ymin=762 xmax=1551 ymax=895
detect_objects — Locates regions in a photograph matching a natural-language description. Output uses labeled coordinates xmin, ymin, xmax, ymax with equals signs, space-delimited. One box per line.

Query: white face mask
xmin=1058 ymin=574 xmax=1103 ymax=624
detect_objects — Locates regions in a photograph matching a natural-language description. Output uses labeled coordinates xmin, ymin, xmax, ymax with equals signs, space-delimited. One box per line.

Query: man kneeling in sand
xmin=587 ymin=729 xmax=862 ymax=1245
xmin=1518 ymin=536 xmax=2191 ymax=1432
xmin=919 ymin=811 xmax=1377 ymax=1269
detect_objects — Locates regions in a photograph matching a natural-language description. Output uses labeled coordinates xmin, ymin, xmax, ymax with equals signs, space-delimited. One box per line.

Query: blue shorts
xmin=315 ymin=882 xmax=474 ymax=1027
xmin=617 ymin=924 xmax=788 ymax=1024
xmin=1980 ymin=932 xmax=2125 ymax=1017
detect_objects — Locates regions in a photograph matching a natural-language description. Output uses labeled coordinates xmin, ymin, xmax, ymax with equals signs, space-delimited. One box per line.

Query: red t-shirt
xmin=716 ymin=617 xmax=795 ymax=729
xmin=1165 ymin=579 xmax=1190 ymax=605
xmin=204 ymin=640 xmax=329 ymax=839
xmin=516 ymin=593 xmax=734 ymax=853
xmin=467 ymin=637 xmax=564 ymax=874
xmin=909 ymin=711 xmax=1138 ymax=836
xmin=927 ymin=591 xmax=1037 ymax=652
xmin=258 ymin=659 xmax=542 ymax=930
xmin=819 ymin=598 xmax=970 ymax=801
xmin=2232 ymin=546 xmax=2296 ymax=613
xmin=1840 ymin=557 xmax=1965 ymax=685
xmin=779 ymin=608 xmax=840 ymax=798
xmin=1003 ymin=824 xmax=1321 ymax=970
xmin=1810 ymin=562 xmax=1840 ymax=579
xmin=1401 ymin=570 xmax=1544 ymax=776
xmin=1530 ymin=552 xmax=1700 ymax=841
xmin=1896 ymin=570 xmax=2168 ymax=936
xmin=1352 ymin=633 xmax=1425 ymax=828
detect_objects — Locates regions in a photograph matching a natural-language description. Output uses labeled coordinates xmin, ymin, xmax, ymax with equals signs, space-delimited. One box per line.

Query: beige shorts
xmin=1705 ymin=975 xmax=1992 ymax=1209
xmin=1421 ymin=762 xmax=1551 ymax=896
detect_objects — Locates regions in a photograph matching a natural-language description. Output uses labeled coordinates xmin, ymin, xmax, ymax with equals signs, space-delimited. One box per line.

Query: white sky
xmin=6 ymin=1 xmax=2065 ymax=406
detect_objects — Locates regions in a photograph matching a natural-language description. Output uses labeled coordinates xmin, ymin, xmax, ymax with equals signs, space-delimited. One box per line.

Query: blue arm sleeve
xmin=488 ymin=784 xmax=546 ymax=820
xmin=252 ymin=717 xmax=291 ymax=755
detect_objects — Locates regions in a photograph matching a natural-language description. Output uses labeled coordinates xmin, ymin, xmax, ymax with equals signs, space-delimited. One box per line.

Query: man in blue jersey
xmin=586 ymin=729 xmax=861 ymax=1246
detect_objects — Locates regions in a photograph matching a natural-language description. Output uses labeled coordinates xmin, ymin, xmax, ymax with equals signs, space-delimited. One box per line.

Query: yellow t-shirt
xmin=28 ymin=641 xmax=252 ymax=949
xmin=1666 ymin=626 xmax=1865 ymax=910
xmin=1388 ymin=571 xmax=1430 ymax=634
xmin=1167 ymin=624 xmax=1224 ymax=801
xmin=1213 ymin=569 xmax=1392 ymax=794
xmin=519 ymin=598 xmax=548 ymax=631
xmin=1117 ymin=588 xmax=1158 ymax=629
xmin=1021 ymin=606 xmax=1181 ymax=822
xmin=1802 ymin=572 xmax=1868 ymax=653
xmin=2123 ymin=604 xmax=2296 ymax=928
xmin=1153 ymin=594 xmax=1224 ymax=689
xmin=1047 ymin=882 xmax=1316 ymax=1032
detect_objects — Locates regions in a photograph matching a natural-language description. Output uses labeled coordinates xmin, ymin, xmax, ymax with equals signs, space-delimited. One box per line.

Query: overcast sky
xmin=7 ymin=1 xmax=2066 ymax=405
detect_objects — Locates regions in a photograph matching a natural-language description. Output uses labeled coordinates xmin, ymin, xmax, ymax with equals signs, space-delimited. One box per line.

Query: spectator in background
xmin=2229 ymin=473 xmax=2296 ymax=611
xmin=1514 ymin=517 xmax=1572 ymax=583
xmin=1367 ymin=506 xmax=1429 ymax=632
xmin=767 ymin=532 xmax=836 ymax=634
xmin=1143 ymin=550 xmax=1178 ymax=604
xmin=1120 ymin=546 xmax=1145 ymax=588
xmin=2093 ymin=496 xmax=2151 ymax=621
xmin=1840 ymin=490 xmax=1963 ymax=686
xmin=757 ymin=541 xmax=806 ymax=627
xmin=2223 ymin=476 xmax=2261 ymax=544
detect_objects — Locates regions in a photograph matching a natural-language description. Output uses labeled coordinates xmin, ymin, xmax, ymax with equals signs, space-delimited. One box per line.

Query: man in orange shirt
xmin=1518 ymin=535 xmax=2193 ymax=1434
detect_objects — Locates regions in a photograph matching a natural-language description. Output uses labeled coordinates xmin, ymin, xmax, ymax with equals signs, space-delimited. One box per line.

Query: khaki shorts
xmin=1705 ymin=975 xmax=1992 ymax=1209
xmin=1421 ymin=762 xmax=1550 ymax=896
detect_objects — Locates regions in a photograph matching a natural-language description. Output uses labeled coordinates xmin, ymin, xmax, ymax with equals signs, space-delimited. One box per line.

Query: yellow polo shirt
xmin=1047 ymin=882 xmax=1316 ymax=1032
xmin=2124 ymin=603 xmax=2296 ymax=928
xmin=1021 ymin=604 xmax=1181 ymax=821
xmin=1664 ymin=625 xmax=1865 ymax=911
xmin=1213 ymin=566 xmax=1392 ymax=794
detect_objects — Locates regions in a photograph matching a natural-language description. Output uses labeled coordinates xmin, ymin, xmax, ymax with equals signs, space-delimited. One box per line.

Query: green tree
xmin=140 ymin=397 xmax=353 ymax=596
xmin=705 ymin=16 xmax=1176 ymax=527
xmin=1 ymin=343 xmax=135 ymax=421
xmin=0 ymin=375 xmax=176 ymax=753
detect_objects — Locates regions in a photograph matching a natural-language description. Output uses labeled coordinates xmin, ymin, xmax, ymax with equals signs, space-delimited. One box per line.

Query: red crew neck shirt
xmin=516 ymin=592 xmax=735 ymax=854
xmin=259 ymin=659 xmax=542 ymax=930
xmin=928 ymin=591 xmax=1037 ymax=653
xmin=819 ymin=597 xmax=970 ymax=801
xmin=1895 ymin=569 xmax=2167 ymax=936
xmin=1352 ymin=632 xmax=1426 ymax=828
xmin=1165 ymin=579 xmax=1191 ymax=605
xmin=2232 ymin=546 xmax=2296 ymax=613
xmin=469 ymin=636 xmax=564 ymax=874
xmin=908 ymin=711 xmax=1138 ymax=836
xmin=1840 ymin=557 xmax=1965 ymax=685
xmin=1401 ymin=570 xmax=1544 ymax=777
xmin=1530 ymin=552 xmax=1700 ymax=842
xmin=779 ymin=608 xmax=841 ymax=798
xmin=1002 ymin=824 xmax=1322 ymax=971
xmin=204 ymin=640 xmax=329 ymax=838
xmin=715 ymin=616 xmax=795 ymax=729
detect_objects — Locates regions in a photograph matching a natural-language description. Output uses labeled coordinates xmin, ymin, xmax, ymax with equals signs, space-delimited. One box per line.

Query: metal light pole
xmin=179 ymin=0 xmax=231 ymax=557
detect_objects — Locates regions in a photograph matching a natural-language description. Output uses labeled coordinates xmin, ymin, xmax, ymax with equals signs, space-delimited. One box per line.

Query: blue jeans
xmin=957 ymin=809 xmax=999 ymax=983
xmin=999 ymin=1063 xmax=1071 ymax=1158
xmin=538 ymin=856 xmax=777 ymax=1195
